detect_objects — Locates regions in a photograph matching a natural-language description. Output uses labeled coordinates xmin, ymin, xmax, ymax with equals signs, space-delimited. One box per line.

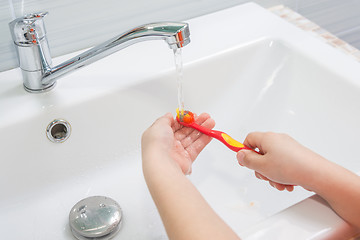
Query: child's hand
xmin=142 ymin=112 xmax=215 ymax=175
xmin=237 ymin=132 xmax=360 ymax=228
xmin=237 ymin=132 xmax=325 ymax=192
xmin=141 ymin=113 xmax=242 ymax=240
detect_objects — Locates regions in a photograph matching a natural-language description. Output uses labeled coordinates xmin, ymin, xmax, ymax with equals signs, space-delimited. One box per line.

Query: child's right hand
xmin=236 ymin=132 xmax=327 ymax=192
xmin=238 ymin=132 xmax=360 ymax=228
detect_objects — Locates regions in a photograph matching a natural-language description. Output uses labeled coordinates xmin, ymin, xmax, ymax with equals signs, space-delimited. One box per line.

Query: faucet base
xmin=24 ymin=81 xmax=56 ymax=93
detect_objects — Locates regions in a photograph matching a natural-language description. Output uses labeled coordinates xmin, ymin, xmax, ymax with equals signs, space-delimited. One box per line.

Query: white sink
xmin=1 ymin=3 xmax=360 ymax=239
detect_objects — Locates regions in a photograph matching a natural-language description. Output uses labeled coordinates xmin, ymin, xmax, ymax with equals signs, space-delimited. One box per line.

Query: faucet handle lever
xmin=9 ymin=12 xmax=48 ymax=46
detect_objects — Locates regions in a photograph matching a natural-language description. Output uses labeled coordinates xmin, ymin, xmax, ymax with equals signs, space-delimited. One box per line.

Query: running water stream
xmin=173 ymin=48 xmax=185 ymax=121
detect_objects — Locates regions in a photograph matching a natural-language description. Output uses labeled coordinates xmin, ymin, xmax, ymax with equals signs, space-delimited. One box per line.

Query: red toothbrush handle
xmin=177 ymin=118 xmax=255 ymax=152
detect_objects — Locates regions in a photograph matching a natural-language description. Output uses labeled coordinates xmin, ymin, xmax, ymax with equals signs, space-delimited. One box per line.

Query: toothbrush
xmin=176 ymin=109 xmax=256 ymax=152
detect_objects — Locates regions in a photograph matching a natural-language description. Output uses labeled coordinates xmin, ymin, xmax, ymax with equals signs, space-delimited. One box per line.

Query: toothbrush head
xmin=176 ymin=108 xmax=195 ymax=124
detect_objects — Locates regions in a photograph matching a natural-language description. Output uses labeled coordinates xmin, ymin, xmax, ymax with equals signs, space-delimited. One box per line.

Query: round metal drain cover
xmin=69 ymin=196 xmax=122 ymax=240
xmin=46 ymin=119 xmax=71 ymax=143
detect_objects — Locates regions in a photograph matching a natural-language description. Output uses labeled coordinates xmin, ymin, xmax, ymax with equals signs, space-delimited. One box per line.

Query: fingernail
xmin=237 ymin=151 xmax=245 ymax=166
xmin=286 ymin=185 xmax=294 ymax=192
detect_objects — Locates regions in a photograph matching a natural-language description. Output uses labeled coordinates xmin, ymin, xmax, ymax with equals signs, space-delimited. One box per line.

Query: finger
xmin=195 ymin=112 xmax=214 ymax=126
xmin=255 ymin=172 xmax=270 ymax=181
xmin=182 ymin=116 xmax=214 ymax=150
xmin=174 ymin=113 xmax=209 ymax=140
xmin=285 ymin=185 xmax=294 ymax=192
xmin=174 ymin=112 xmax=214 ymax=133
xmin=243 ymin=132 xmax=265 ymax=154
xmin=255 ymin=171 xmax=294 ymax=192
xmin=273 ymin=182 xmax=286 ymax=191
xmin=237 ymin=149 xmax=267 ymax=172
xmin=154 ymin=112 xmax=174 ymax=127
xmin=183 ymin=113 xmax=215 ymax=160
xmin=176 ymin=113 xmax=215 ymax=148
xmin=268 ymin=181 xmax=283 ymax=191
xmin=145 ymin=113 xmax=174 ymax=136
xmin=185 ymin=132 xmax=213 ymax=161
xmin=269 ymin=180 xmax=294 ymax=192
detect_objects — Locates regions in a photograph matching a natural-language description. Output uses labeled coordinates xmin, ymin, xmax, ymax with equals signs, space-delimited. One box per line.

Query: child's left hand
xmin=141 ymin=112 xmax=215 ymax=174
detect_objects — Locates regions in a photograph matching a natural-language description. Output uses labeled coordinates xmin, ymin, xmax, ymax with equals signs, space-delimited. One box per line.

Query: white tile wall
xmin=0 ymin=0 xmax=359 ymax=72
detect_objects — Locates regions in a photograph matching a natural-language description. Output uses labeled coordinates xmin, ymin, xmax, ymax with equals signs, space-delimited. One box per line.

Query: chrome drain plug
xmin=69 ymin=196 xmax=122 ymax=240
xmin=46 ymin=119 xmax=71 ymax=143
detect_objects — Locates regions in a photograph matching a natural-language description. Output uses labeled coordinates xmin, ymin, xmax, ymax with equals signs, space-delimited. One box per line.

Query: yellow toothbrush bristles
xmin=176 ymin=108 xmax=185 ymax=121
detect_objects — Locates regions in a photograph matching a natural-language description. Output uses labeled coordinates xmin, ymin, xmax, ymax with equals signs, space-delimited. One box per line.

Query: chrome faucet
xmin=9 ymin=12 xmax=190 ymax=93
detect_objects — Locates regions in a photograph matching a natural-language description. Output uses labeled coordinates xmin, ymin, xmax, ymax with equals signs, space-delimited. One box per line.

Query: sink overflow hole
xmin=46 ymin=119 xmax=71 ymax=143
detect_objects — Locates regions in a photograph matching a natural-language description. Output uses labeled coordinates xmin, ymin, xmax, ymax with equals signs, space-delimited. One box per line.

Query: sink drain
xmin=46 ymin=119 xmax=71 ymax=143
xmin=69 ymin=196 xmax=122 ymax=240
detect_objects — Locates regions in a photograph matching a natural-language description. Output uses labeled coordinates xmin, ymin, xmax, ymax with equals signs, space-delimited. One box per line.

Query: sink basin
xmin=1 ymin=3 xmax=360 ymax=240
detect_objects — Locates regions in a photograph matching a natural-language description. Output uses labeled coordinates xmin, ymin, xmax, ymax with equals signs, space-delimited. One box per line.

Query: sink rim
xmin=1 ymin=2 xmax=360 ymax=240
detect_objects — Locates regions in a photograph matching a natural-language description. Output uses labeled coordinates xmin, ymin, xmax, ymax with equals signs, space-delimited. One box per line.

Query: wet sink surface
xmin=1 ymin=3 xmax=360 ymax=240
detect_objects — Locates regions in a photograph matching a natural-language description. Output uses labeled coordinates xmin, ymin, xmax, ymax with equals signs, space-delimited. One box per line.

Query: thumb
xmin=237 ymin=150 xmax=265 ymax=171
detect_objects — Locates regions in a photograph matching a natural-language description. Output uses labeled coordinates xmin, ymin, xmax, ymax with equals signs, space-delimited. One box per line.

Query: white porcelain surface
xmin=1 ymin=3 xmax=360 ymax=239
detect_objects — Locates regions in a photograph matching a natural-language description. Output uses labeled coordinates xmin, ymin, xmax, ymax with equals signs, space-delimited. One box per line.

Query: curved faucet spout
xmin=9 ymin=12 xmax=190 ymax=93
xmin=43 ymin=22 xmax=190 ymax=86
